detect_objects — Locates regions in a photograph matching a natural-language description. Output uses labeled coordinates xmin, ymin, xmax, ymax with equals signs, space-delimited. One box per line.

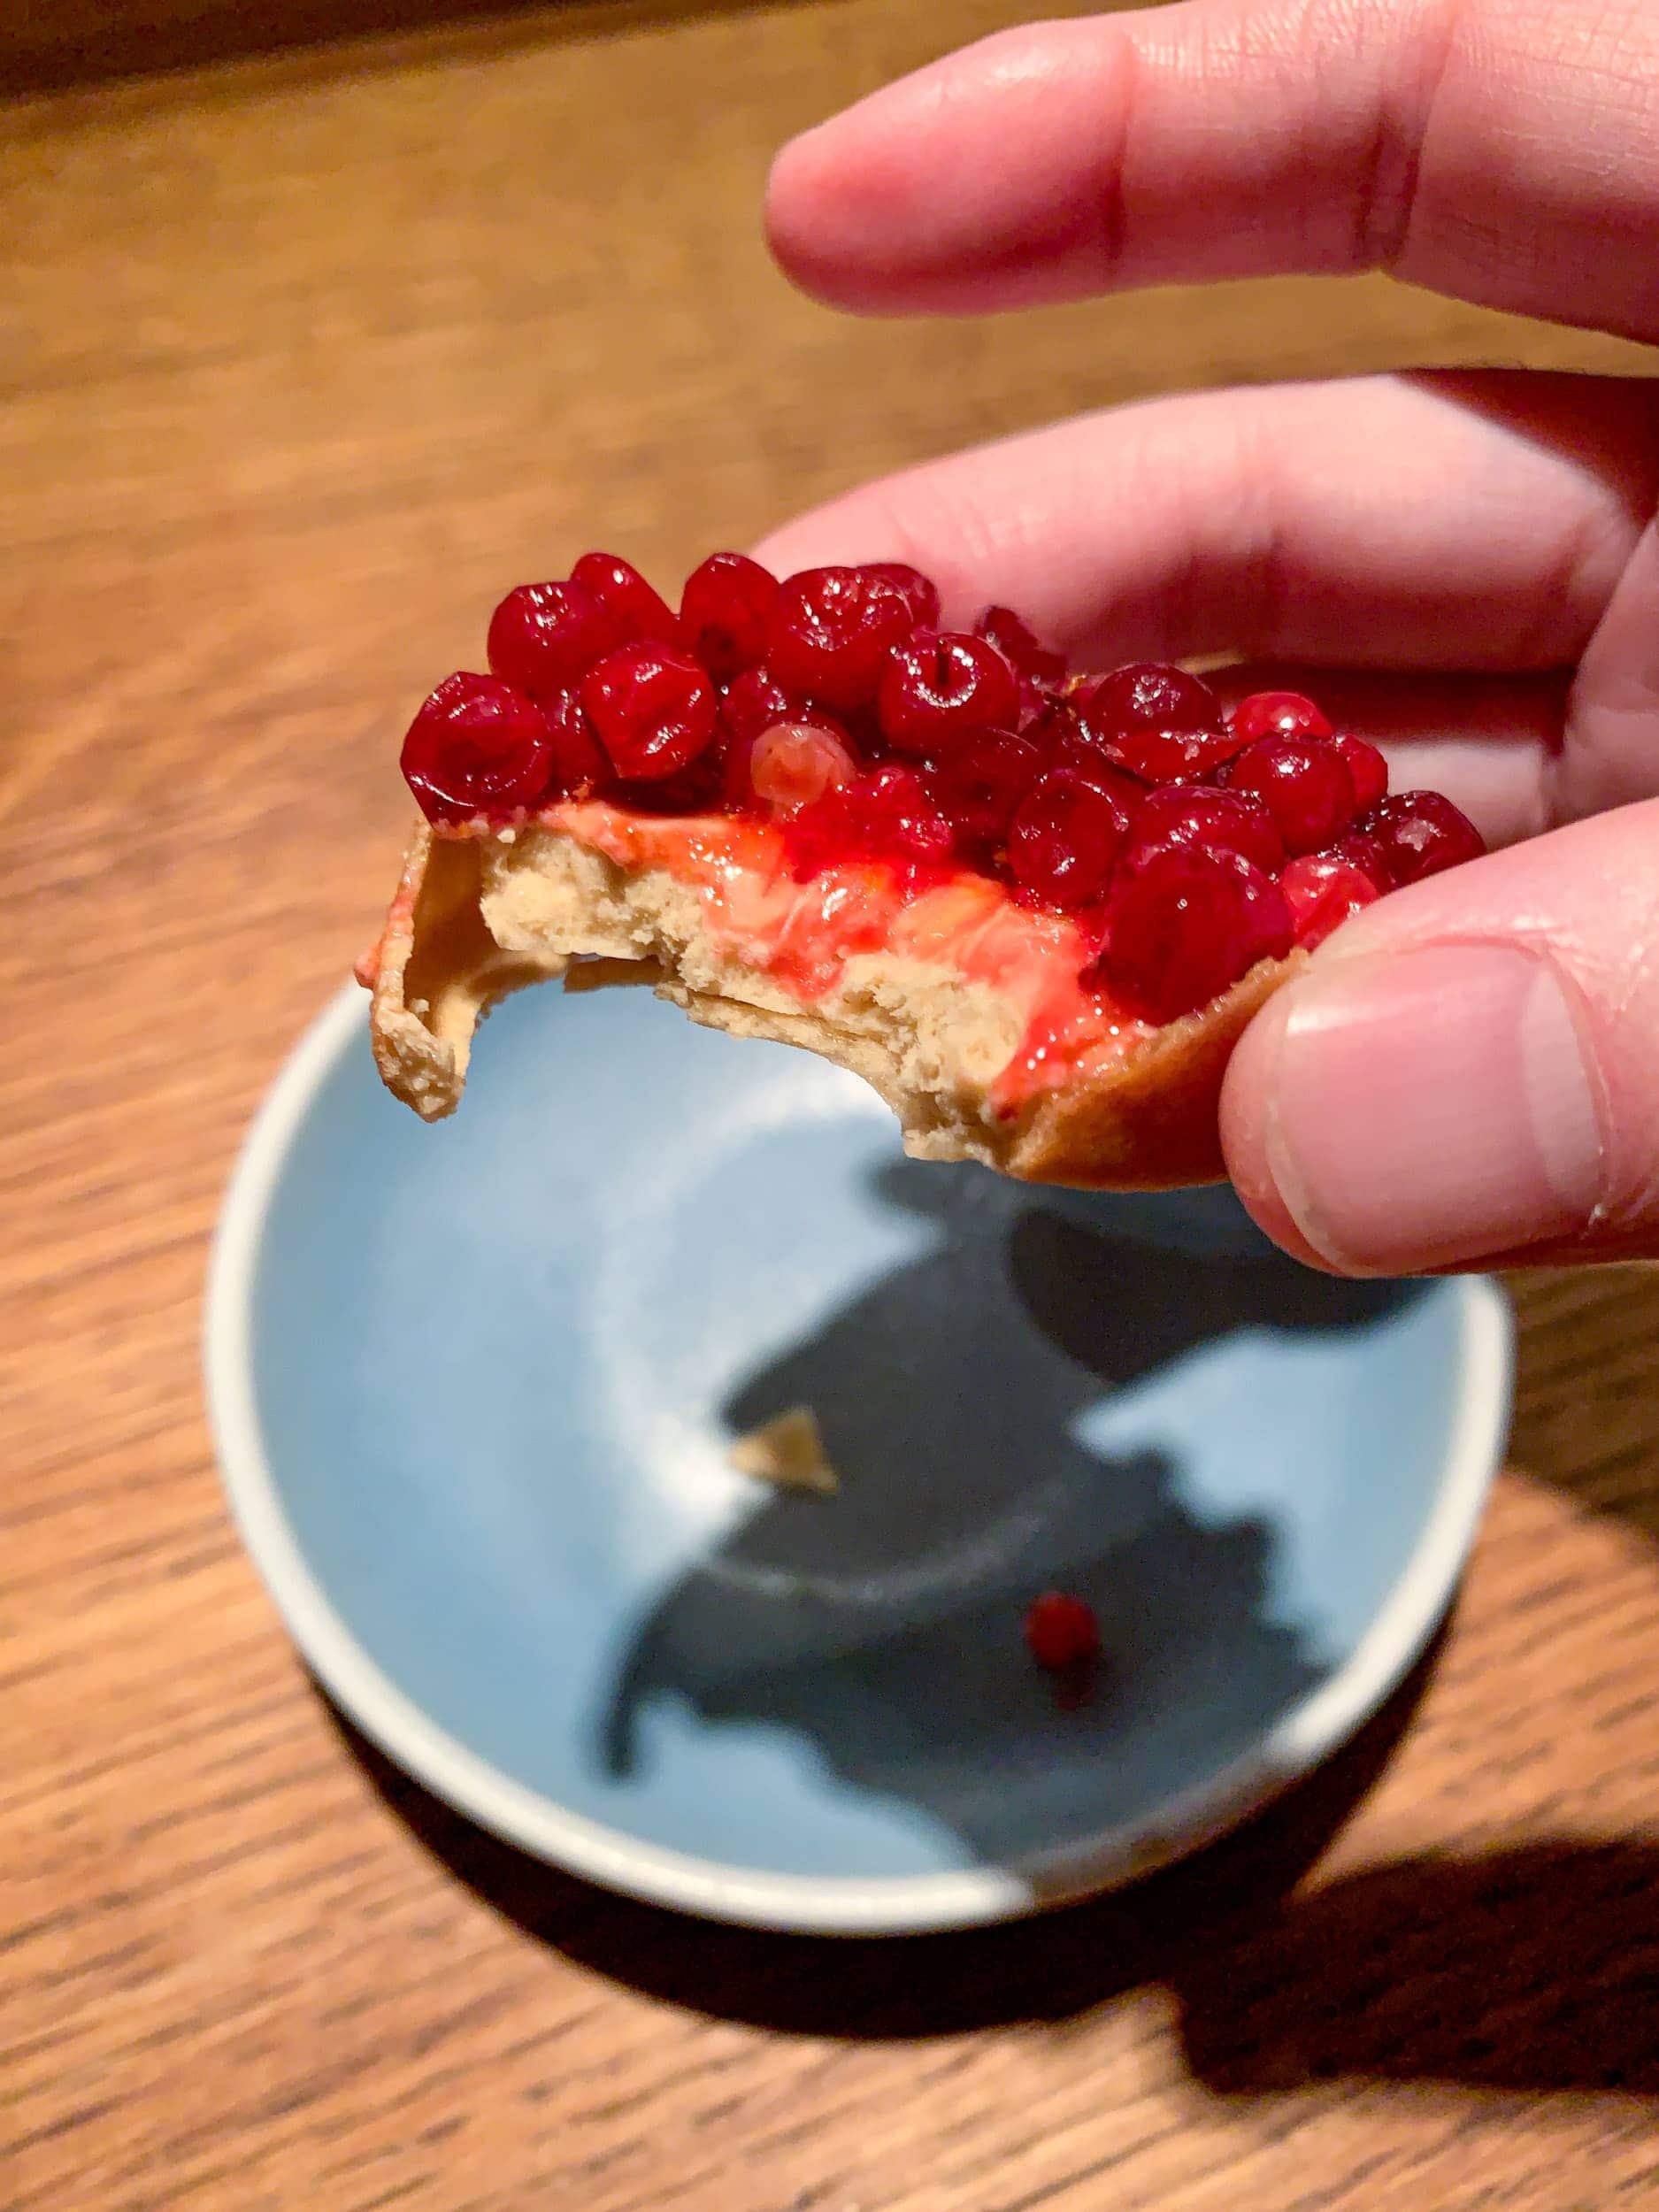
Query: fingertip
xmin=1221 ymin=989 xmax=1346 ymax=1273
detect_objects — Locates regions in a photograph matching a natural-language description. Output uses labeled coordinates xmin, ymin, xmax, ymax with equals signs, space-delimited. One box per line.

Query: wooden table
xmin=8 ymin=4 xmax=1659 ymax=2205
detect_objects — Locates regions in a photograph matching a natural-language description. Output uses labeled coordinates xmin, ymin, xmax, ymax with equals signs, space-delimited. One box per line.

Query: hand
xmin=756 ymin=0 xmax=1659 ymax=1274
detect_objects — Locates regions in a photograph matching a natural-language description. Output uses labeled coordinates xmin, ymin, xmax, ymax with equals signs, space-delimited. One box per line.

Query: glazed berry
xmin=541 ymin=687 xmax=610 ymax=796
xmin=1327 ymin=827 xmax=1393 ymax=886
xmin=1225 ymin=734 xmax=1357 ymax=855
xmin=720 ymin=666 xmax=799 ymax=745
xmin=862 ymin=560 xmax=941 ymax=630
xmin=748 ymin=722 xmax=858 ymax=813
xmin=786 ymin=764 xmax=954 ymax=883
xmin=1119 ymin=786 xmax=1286 ymax=877
xmin=1363 ymin=791 xmax=1486 ymax=884
xmin=1025 ymin=1592 xmax=1100 ymax=1671
xmin=570 ymin=551 xmax=681 ymax=646
xmin=928 ymin=730 xmax=1045 ymax=852
xmin=580 ymin=641 xmax=717 ymax=780
xmin=1097 ymin=846 xmax=1294 ymax=1023
xmin=1228 ymin=689 xmax=1333 ymax=745
xmin=487 ymin=580 xmax=619 ymax=699
xmin=1007 ymin=769 xmax=1137 ymax=910
xmin=877 ymin=631 xmax=1020 ymax=756
xmin=768 ymin=566 xmax=914 ymax=710
xmin=1335 ymin=733 xmax=1388 ymax=813
xmin=974 ymin=604 xmax=1067 ymax=687
xmin=1072 ymin=663 xmax=1245 ymax=783
xmin=400 ymin=672 xmax=555 ymax=825
xmin=680 ymin=552 xmax=780 ymax=681
xmin=1280 ymin=851 xmax=1383 ymax=949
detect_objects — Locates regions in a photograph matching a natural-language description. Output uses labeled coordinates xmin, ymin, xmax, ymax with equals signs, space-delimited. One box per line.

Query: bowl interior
xmin=219 ymin=983 xmax=1502 ymax=1925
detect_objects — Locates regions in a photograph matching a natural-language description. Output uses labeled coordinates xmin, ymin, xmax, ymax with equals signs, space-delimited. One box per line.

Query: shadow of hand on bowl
xmin=603 ymin=1164 xmax=1426 ymax=1875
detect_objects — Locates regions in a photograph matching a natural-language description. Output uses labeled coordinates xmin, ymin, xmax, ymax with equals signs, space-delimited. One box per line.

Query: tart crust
xmin=365 ymin=817 xmax=1304 ymax=1190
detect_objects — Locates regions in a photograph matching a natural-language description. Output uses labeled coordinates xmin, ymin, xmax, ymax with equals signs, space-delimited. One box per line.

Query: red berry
xmin=581 ymin=641 xmax=717 ymax=780
xmin=861 ymin=560 xmax=941 ymax=630
xmin=1119 ymin=785 xmax=1286 ymax=878
xmin=541 ymin=687 xmax=610 ymax=797
xmin=1229 ymin=689 xmax=1333 ymax=745
xmin=1025 ymin=1591 xmax=1100 ymax=1671
xmin=748 ymin=722 xmax=858 ymax=813
xmin=1225 ymin=735 xmax=1357 ymax=856
xmin=877 ymin=630 xmax=1020 ymax=756
xmin=1335 ymin=733 xmax=1388 ymax=813
xmin=973 ymin=604 xmax=1067 ymax=687
xmin=400 ymin=672 xmax=556 ymax=826
xmin=1072 ymin=663 xmax=1244 ymax=784
xmin=928 ymin=730 xmax=1045 ymax=852
xmin=785 ymin=764 xmax=954 ymax=884
xmin=487 ymin=580 xmax=620 ymax=699
xmin=1328 ymin=828 xmax=1393 ymax=885
xmin=1363 ymin=791 xmax=1486 ymax=885
xmin=769 ymin=566 xmax=914 ymax=710
xmin=1281 ymin=851 xmax=1383 ymax=949
xmin=570 ymin=551 xmax=681 ymax=646
xmin=1007 ymin=769 xmax=1138 ymax=910
xmin=1097 ymin=846 xmax=1294 ymax=1023
xmin=720 ymin=666 xmax=798 ymax=745
xmin=680 ymin=552 xmax=780 ymax=680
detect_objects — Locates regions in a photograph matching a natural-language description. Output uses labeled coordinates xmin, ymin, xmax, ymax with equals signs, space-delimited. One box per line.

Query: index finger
xmin=766 ymin=0 xmax=1659 ymax=342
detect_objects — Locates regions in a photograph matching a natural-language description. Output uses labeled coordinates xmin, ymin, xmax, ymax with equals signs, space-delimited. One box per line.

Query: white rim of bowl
xmin=204 ymin=980 xmax=1514 ymax=1938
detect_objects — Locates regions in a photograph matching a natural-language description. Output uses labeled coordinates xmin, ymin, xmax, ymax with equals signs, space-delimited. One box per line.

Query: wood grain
xmin=5 ymin=4 xmax=1659 ymax=2208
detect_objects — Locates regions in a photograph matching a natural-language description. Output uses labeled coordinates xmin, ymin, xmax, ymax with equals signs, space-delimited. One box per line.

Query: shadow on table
xmin=326 ymin=1623 xmax=1429 ymax=2040
xmin=332 ymin=1675 xmax=1659 ymax=2100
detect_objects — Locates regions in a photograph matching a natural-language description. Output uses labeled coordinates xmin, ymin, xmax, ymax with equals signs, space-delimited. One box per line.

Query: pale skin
xmin=754 ymin=0 xmax=1659 ymax=1275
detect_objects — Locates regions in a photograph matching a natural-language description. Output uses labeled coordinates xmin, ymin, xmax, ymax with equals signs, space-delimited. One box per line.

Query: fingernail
xmin=1260 ymin=946 xmax=1605 ymax=1272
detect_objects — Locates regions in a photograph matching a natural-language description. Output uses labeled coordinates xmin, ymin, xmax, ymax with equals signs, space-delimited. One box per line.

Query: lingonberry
xmin=861 ymin=560 xmax=941 ymax=631
xmin=1229 ymin=689 xmax=1333 ymax=745
xmin=581 ymin=641 xmax=717 ymax=780
xmin=928 ymin=730 xmax=1045 ymax=853
xmin=974 ymin=604 xmax=1067 ymax=687
xmin=487 ymin=580 xmax=619 ymax=699
xmin=540 ymin=687 xmax=610 ymax=797
xmin=1280 ymin=851 xmax=1383 ymax=949
xmin=768 ymin=566 xmax=914 ymax=710
xmin=1335 ymin=733 xmax=1388 ymax=813
xmin=1119 ymin=786 xmax=1286 ymax=878
xmin=748 ymin=722 xmax=858 ymax=813
xmin=1096 ymin=846 xmax=1294 ymax=1023
xmin=570 ymin=551 xmax=681 ymax=646
xmin=680 ymin=552 xmax=780 ymax=681
xmin=1072 ymin=663 xmax=1244 ymax=783
xmin=877 ymin=631 xmax=1020 ymax=756
xmin=1225 ymin=734 xmax=1358 ymax=855
xmin=401 ymin=672 xmax=556 ymax=825
xmin=1363 ymin=791 xmax=1486 ymax=885
xmin=1025 ymin=1592 xmax=1100 ymax=1670
xmin=1007 ymin=770 xmax=1138 ymax=909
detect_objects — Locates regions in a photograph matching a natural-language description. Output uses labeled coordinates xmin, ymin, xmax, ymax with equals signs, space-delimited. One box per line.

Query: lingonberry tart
xmin=363 ymin=556 xmax=1488 ymax=1187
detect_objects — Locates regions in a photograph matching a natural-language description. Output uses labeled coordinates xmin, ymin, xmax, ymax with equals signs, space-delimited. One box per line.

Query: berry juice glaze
xmin=397 ymin=550 xmax=1489 ymax=1110
xmin=537 ymin=795 xmax=1141 ymax=1114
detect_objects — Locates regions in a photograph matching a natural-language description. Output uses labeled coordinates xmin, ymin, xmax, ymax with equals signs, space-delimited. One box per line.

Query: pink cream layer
xmin=541 ymin=801 xmax=1151 ymax=1112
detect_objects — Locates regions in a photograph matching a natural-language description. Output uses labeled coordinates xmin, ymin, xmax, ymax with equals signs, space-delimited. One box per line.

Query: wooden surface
xmin=7 ymin=4 xmax=1659 ymax=2206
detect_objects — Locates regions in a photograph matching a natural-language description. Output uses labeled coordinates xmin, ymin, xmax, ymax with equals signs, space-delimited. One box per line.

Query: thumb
xmin=1221 ymin=803 xmax=1659 ymax=1273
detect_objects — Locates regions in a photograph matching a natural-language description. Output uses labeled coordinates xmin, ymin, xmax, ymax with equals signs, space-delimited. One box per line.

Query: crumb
xmin=728 ymin=1407 xmax=840 ymax=1494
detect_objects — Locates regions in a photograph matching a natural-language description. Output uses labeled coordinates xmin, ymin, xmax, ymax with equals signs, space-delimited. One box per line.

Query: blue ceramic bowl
xmin=205 ymin=981 xmax=1512 ymax=1934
